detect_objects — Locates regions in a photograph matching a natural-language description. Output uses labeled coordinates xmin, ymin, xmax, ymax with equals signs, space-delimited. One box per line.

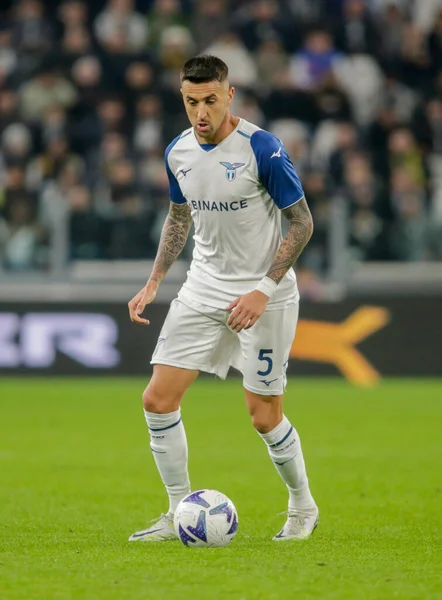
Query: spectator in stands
xmin=399 ymin=23 xmax=432 ymax=93
xmin=389 ymin=168 xmax=429 ymax=260
xmin=148 ymin=0 xmax=188 ymax=50
xmin=367 ymin=104 xmax=401 ymax=179
xmin=12 ymin=0 xmax=54 ymax=57
xmin=286 ymin=0 xmax=326 ymax=24
xmin=39 ymin=158 xmax=84 ymax=229
xmin=158 ymin=25 xmax=194 ymax=90
xmin=427 ymin=10 xmax=442 ymax=76
xmin=58 ymin=0 xmax=88 ymax=32
xmin=343 ymin=153 xmax=385 ymax=214
xmin=0 ymin=27 xmax=17 ymax=88
xmin=349 ymin=204 xmax=389 ymax=261
xmin=124 ymin=61 xmax=156 ymax=102
xmin=235 ymin=0 xmax=296 ymax=53
xmin=42 ymin=106 xmax=68 ymax=147
xmin=1 ymin=123 xmax=33 ymax=166
xmin=342 ymin=152 xmax=391 ymax=261
xmin=204 ymin=31 xmax=258 ymax=88
xmin=95 ymin=158 xmax=139 ymax=218
xmin=19 ymin=65 xmax=78 ymax=124
xmin=376 ymin=2 xmax=406 ymax=70
xmin=71 ymin=56 xmax=105 ymax=103
xmin=133 ymin=94 xmax=163 ymax=154
xmin=300 ymin=170 xmax=331 ymax=273
xmin=329 ymin=121 xmax=360 ymax=188
xmin=68 ymin=185 xmax=107 ymax=259
xmin=334 ymin=48 xmax=384 ymax=125
xmin=107 ymin=193 xmax=156 ymax=259
xmin=0 ymin=191 xmax=46 ymax=271
xmin=28 ymin=135 xmax=84 ymax=190
xmin=388 ymin=127 xmax=426 ymax=187
xmin=255 ymin=39 xmax=289 ymax=86
xmin=60 ymin=26 xmax=94 ymax=68
xmin=97 ymin=97 xmax=127 ymax=136
xmin=412 ymin=0 xmax=442 ymax=33
xmin=379 ymin=72 xmax=419 ymax=124
xmin=314 ymin=73 xmax=353 ymax=123
xmin=289 ymin=29 xmax=343 ymax=91
xmin=233 ymin=93 xmax=265 ymax=129
xmin=269 ymin=119 xmax=311 ymax=176
xmin=335 ymin=0 xmax=379 ymax=55
xmin=87 ymin=131 xmax=131 ymax=191
xmin=424 ymin=98 xmax=442 ymax=155
xmin=0 ymin=162 xmax=46 ymax=271
xmin=95 ymin=0 xmax=148 ymax=53
xmin=0 ymin=90 xmax=20 ymax=136
xmin=0 ymin=164 xmax=30 ymax=211
xmin=191 ymin=0 xmax=229 ymax=52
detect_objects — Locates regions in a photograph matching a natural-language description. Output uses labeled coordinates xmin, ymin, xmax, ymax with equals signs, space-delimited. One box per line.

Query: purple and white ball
xmin=174 ymin=489 xmax=239 ymax=548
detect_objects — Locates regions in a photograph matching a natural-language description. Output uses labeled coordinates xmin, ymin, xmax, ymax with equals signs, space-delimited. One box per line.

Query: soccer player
xmin=127 ymin=55 xmax=318 ymax=542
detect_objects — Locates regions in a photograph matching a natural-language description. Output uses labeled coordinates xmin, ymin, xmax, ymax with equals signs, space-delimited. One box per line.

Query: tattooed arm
xmin=128 ymin=202 xmax=192 ymax=325
xmin=227 ymin=197 xmax=313 ymax=333
xmin=150 ymin=202 xmax=192 ymax=284
xmin=227 ymin=130 xmax=313 ymax=332
xmin=266 ymin=196 xmax=313 ymax=284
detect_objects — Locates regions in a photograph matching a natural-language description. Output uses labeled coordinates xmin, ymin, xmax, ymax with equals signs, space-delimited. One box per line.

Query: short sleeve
xmin=165 ymin=135 xmax=186 ymax=205
xmin=250 ymin=130 xmax=304 ymax=210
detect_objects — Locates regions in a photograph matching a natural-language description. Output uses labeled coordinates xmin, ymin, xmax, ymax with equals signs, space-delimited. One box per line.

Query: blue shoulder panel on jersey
xmin=164 ymin=133 xmax=187 ymax=204
xmin=250 ymin=130 xmax=304 ymax=210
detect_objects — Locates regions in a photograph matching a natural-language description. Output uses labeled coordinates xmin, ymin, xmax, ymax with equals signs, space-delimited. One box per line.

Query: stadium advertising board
xmin=0 ymin=298 xmax=441 ymax=383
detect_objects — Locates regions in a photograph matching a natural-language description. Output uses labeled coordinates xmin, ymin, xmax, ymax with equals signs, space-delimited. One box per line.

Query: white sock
xmin=144 ymin=409 xmax=191 ymax=515
xmin=258 ymin=415 xmax=317 ymax=514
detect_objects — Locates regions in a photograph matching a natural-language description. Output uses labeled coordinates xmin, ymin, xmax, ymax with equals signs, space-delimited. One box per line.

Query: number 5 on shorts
xmin=257 ymin=349 xmax=273 ymax=376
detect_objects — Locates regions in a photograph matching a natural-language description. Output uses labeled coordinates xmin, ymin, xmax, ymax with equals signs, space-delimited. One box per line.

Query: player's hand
xmin=226 ymin=290 xmax=269 ymax=332
xmin=128 ymin=280 xmax=159 ymax=325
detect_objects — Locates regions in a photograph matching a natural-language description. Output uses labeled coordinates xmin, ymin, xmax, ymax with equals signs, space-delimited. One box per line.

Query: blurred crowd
xmin=1 ymin=0 xmax=442 ymax=274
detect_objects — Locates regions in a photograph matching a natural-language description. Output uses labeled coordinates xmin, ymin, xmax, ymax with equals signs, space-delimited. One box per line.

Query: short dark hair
xmin=181 ymin=55 xmax=228 ymax=84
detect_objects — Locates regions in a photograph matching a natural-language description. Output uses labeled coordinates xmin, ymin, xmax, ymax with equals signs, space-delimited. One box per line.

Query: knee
xmin=247 ymin=395 xmax=283 ymax=434
xmin=142 ymin=385 xmax=181 ymax=413
xmin=251 ymin=413 xmax=275 ymax=434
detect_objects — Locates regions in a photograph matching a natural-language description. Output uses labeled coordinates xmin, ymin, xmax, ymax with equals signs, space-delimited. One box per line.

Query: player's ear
xmin=227 ymin=86 xmax=235 ymax=106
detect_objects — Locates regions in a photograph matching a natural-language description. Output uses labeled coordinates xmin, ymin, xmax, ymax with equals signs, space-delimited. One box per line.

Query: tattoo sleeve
xmin=150 ymin=202 xmax=192 ymax=283
xmin=266 ymin=197 xmax=313 ymax=285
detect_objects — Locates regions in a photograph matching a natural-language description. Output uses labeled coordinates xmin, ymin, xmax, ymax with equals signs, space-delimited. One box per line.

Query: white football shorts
xmin=151 ymin=297 xmax=299 ymax=396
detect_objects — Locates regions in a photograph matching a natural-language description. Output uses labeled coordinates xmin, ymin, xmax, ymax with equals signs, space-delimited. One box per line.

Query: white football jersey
xmin=165 ymin=118 xmax=304 ymax=310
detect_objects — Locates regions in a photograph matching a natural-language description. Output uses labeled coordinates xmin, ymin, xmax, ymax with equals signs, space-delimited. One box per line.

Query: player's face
xmin=181 ymin=79 xmax=234 ymax=141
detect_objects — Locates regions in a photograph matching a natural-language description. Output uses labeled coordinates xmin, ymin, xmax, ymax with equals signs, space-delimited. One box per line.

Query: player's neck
xmin=195 ymin=114 xmax=240 ymax=146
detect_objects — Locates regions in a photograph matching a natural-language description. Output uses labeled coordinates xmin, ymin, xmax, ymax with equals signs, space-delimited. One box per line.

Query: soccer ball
xmin=174 ymin=489 xmax=239 ymax=548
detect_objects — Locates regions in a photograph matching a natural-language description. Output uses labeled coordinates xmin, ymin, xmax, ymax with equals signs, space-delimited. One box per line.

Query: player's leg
xmin=144 ymin=365 xmax=198 ymax=507
xmin=239 ymin=303 xmax=318 ymax=540
xmin=129 ymin=365 xmax=197 ymax=542
xmin=130 ymin=298 xmax=230 ymax=541
xmin=244 ymin=389 xmax=318 ymax=540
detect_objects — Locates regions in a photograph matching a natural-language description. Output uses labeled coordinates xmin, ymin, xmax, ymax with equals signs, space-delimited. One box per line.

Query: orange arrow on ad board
xmin=291 ymin=306 xmax=390 ymax=386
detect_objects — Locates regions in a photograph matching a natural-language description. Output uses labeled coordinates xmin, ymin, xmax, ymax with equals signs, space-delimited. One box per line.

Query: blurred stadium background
xmin=1 ymin=2 xmax=442 ymax=598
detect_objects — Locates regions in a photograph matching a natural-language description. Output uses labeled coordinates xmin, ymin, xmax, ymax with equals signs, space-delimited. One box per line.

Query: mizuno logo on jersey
xmin=178 ymin=168 xmax=192 ymax=178
xmin=271 ymin=147 xmax=281 ymax=159
xmin=259 ymin=377 xmax=279 ymax=386
xmin=220 ymin=162 xmax=245 ymax=181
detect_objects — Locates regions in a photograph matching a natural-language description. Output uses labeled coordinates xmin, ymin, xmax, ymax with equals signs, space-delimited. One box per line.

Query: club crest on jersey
xmin=220 ymin=162 xmax=245 ymax=181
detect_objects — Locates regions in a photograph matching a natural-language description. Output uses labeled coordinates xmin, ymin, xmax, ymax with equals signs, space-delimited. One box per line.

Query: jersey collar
xmin=193 ymin=118 xmax=243 ymax=153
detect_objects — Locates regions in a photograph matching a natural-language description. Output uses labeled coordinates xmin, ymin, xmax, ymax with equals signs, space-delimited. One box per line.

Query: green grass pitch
xmin=1 ymin=378 xmax=441 ymax=600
